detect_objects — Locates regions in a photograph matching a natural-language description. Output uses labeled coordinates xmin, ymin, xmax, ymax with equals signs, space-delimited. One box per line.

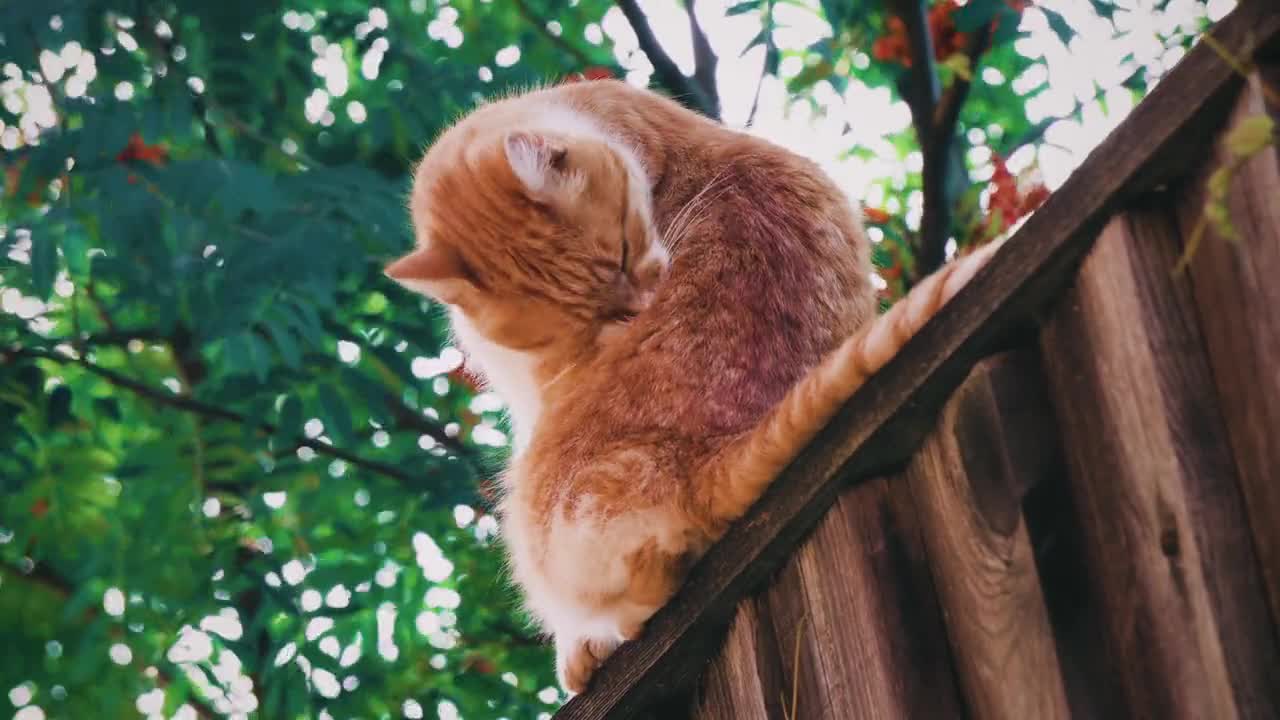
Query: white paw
xmin=555 ymin=636 xmax=621 ymax=695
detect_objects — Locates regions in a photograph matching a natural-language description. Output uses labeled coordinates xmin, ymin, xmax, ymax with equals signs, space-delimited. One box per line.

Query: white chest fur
xmin=448 ymin=311 xmax=542 ymax=453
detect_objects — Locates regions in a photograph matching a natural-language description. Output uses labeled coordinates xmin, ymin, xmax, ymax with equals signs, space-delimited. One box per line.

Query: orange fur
xmin=384 ymin=80 xmax=998 ymax=693
xmin=700 ymin=237 xmax=1001 ymax=521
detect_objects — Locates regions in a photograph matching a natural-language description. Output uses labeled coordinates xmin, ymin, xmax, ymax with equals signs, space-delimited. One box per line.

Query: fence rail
xmin=556 ymin=3 xmax=1280 ymax=717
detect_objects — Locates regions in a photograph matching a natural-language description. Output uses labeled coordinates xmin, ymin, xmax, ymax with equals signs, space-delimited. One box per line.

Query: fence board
xmin=690 ymin=599 xmax=777 ymax=720
xmin=1175 ymin=68 xmax=1280 ymax=632
xmin=905 ymin=351 xmax=1069 ymax=720
xmin=764 ymin=477 xmax=966 ymax=720
xmin=691 ymin=477 xmax=969 ymax=720
xmin=1039 ymin=206 xmax=1280 ymax=718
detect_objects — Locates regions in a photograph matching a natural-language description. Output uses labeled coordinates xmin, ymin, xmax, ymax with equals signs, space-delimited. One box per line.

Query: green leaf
xmin=1224 ymin=115 xmax=1275 ymax=159
xmin=317 ymin=383 xmax=354 ymax=442
xmin=727 ymin=0 xmax=763 ymax=15
xmin=740 ymin=27 xmax=770 ymax=56
xmin=1090 ymin=0 xmax=1116 ymax=20
xmin=787 ymin=60 xmax=835 ymax=92
xmin=1039 ymin=7 xmax=1076 ymax=47
xmin=818 ymin=0 xmax=852 ymax=28
xmin=264 ymin=315 xmax=302 ymax=369
xmin=1121 ymin=67 xmax=1147 ymax=92
xmin=340 ymin=367 xmax=390 ymax=424
xmin=244 ymin=332 xmax=271 ymax=382
xmin=214 ymin=161 xmax=281 ymax=220
xmin=275 ymin=395 xmax=303 ymax=445
xmin=31 ymin=233 xmax=59 ymax=301
xmin=285 ymin=299 xmax=327 ymax=349
xmin=47 ymin=385 xmax=74 ymax=428
xmin=954 ymin=0 xmax=1003 ymax=32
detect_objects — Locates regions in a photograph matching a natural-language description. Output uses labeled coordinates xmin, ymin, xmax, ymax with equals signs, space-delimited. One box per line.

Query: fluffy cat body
xmin=386 ymin=80 xmax=997 ymax=693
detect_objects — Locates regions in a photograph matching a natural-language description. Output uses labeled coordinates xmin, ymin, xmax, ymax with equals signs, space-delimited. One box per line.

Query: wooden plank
xmin=689 ymin=598 xmax=778 ymax=720
xmin=1019 ymin=433 xmax=1124 ymax=720
xmin=1175 ymin=68 xmax=1280 ymax=632
xmin=692 ymin=479 xmax=965 ymax=719
xmin=1039 ymin=205 xmax=1280 ymax=718
xmin=759 ymin=477 xmax=966 ymax=720
xmin=905 ymin=351 xmax=1070 ymax=720
xmin=554 ymin=6 xmax=1280 ymax=717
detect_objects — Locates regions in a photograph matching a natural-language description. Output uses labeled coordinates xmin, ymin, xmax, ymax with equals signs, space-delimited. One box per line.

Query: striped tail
xmin=700 ymin=239 xmax=1002 ymax=522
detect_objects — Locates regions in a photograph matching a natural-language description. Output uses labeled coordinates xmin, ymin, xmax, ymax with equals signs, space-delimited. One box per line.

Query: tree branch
xmin=615 ymin=0 xmax=719 ymax=119
xmin=3 ymin=346 xmax=466 ymax=492
xmin=49 ymin=325 xmax=475 ymax=460
xmin=684 ymin=0 xmax=720 ymax=118
xmin=891 ymin=0 xmax=942 ymax=137
xmin=916 ymin=21 xmax=994 ymax=281
xmin=85 ymin=280 xmax=118 ymax=334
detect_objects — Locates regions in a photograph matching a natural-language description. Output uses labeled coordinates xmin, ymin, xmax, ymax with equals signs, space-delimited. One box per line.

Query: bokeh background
xmin=0 ymin=0 xmax=1229 ymax=718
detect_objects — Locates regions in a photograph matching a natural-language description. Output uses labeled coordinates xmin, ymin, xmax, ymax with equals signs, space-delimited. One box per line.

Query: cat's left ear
xmin=383 ymin=241 xmax=476 ymax=306
xmin=504 ymin=131 xmax=573 ymax=199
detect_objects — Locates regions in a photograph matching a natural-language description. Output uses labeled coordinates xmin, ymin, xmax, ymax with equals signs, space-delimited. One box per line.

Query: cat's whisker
xmin=543 ymin=362 xmax=577 ymax=393
xmin=667 ymin=182 xmax=734 ymax=251
xmin=661 ymin=166 xmax=731 ymax=247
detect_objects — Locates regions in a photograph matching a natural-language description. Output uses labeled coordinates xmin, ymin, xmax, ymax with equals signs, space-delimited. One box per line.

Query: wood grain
xmin=689 ymin=598 xmax=778 ymax=720
xmin=555 ymin=7 xmax=1280 ymax=717
xmin=760 ymin=477 xmax=966 ymax=720
xmin=906 ymin=352 xmax=1070 ymax=720
xmin=1039 ymin=205 xmax=1280 ymax=718
xmin=692 ymin=479 xmax=965 ymax=720
xmin=1175 ymin=68 xmax=1280 ymax=632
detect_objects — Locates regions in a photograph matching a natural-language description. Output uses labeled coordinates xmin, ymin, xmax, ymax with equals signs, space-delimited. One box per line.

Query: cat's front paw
xmin=556 ymin=636 xmax=620 ymax=695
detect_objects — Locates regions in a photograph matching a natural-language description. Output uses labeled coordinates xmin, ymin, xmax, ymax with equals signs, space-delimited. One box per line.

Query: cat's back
xmin=543 ymin=82 xmax=875 ymax=455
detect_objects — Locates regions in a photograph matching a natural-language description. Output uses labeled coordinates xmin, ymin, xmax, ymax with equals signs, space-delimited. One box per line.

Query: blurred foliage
xmin=752 ymin=0 xmax=1213 ymax=297
xmin=0 ymin=0 xmax=1216 ymax=718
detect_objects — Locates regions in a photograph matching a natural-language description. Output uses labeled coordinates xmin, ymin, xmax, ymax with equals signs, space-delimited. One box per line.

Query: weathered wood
xmin=1019 ymin=440 xmax=1123 ymax=720
xmin=760 ymin=477 xmax=965 ymax=720
xmin=1039 ymin=205 xmax=1280 ymax=718
xmin=905 ymin=351 xmax=1070 ymax=720
xmin=1175 ymin=68 xmax=1280 ymax=632
xmin=690 ymin=598 xmax=778 ymax=720
xmin=555 ymin=7 xmax=1280 ymax=717
xmin=692 ymin=476 xmax=966 ymax=720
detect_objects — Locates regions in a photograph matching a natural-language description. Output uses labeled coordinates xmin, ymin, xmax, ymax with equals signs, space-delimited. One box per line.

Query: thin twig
xmin=1201 ymin=29 xmax=1280 ymax=106
xmin=745 ymin=0 xmax=776 ymax=128
xmin=684 ymin=0 xmax=720 ymax=118
xmin=84 ymin=280 xmax=118 ymax=333
xmin=615 ymin=0 xmax=719 ymax=119
xmin=4 ymin=345 xmax=453 ymax=490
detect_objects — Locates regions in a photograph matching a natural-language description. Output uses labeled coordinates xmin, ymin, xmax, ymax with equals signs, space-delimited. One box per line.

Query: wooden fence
xmin=556 ymin=2 xmax=1280 ymax=717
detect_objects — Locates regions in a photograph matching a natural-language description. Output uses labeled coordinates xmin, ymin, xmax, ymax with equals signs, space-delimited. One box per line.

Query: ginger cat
xmin=384 ymin=79 xmax=999 ymax=694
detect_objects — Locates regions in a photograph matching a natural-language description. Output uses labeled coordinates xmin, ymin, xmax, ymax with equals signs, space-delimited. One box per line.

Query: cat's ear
xmin=383 ymin=242 xmax=476 ymax=305
xmin=503 ymin=131 xmax=572 ymax=198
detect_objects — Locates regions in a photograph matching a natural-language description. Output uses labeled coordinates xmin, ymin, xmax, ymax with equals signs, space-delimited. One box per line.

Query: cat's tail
xmin=699 ymin=238 xmax=1002 ymax=524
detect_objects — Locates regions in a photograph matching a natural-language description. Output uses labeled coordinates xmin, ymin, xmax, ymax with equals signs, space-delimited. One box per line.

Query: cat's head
xmin=385 ymin=117 xmax=669 ymax=356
